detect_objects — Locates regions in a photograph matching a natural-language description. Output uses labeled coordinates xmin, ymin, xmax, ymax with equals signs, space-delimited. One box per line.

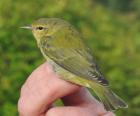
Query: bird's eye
xmin=36 ymin=26 xmax=44 ymax=30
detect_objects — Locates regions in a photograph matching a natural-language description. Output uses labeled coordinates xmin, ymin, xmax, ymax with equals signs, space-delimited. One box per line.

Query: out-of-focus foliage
xmin=0 ymin=0 xmax=140 ymax=116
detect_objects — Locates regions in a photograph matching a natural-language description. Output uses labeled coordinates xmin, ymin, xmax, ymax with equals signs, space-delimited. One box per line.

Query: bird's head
xmin=21 ymin=18 xmax=64 ymax=43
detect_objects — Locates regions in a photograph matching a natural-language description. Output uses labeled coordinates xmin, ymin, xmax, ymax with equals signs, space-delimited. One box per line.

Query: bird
xmin=21 ymin=18 xmax=128 ymax=111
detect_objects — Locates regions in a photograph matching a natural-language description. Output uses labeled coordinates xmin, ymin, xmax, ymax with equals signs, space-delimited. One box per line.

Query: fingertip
xmin=35 ymin=62 xmax=53 ymax=74
xmin=43 ymin=62 xmax=54 ymax=74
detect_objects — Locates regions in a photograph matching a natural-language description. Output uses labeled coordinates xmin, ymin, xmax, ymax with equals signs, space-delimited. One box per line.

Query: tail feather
xmin=61 ymin=74 xmax=128 ymax=111
xmin=90 ymin=82 xmax=128 ymax=111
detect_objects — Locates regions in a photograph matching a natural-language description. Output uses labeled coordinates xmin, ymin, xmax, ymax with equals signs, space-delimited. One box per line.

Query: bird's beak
xmin=20 ymin=26 xmax=32 ymax=30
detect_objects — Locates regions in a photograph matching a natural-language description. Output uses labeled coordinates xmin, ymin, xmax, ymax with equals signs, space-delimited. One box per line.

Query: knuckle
xmin=18 ymin=97 xmax=34 ymax=115
xmin=18 ymin=97 xmax=25 ymax=114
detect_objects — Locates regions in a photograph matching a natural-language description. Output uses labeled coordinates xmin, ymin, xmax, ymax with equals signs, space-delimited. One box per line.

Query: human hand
xmin=18 ymin=62 xmax=115 ymax=116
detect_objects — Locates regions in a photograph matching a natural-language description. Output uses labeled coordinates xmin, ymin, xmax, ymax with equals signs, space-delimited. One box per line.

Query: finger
xmin=46 ymin=92 xmax=114 ymax=116
xmin=18 ymin=62 xmax=81 ymax=116
xmin=46 ymin=106 xmax=97 ymax=116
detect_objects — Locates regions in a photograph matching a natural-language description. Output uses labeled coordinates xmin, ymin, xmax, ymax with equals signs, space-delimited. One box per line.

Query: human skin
xmin=18 ymin=62 xmax=115 ymax=116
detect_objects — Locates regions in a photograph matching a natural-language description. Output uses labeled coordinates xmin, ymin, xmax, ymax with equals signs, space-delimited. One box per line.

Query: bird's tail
xmin=90 ymin=82 xmax=128 ymax=111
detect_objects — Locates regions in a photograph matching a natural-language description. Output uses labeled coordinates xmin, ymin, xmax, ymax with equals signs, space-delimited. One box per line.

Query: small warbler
xmin=21 ymin=18 xmax=128 ymax=111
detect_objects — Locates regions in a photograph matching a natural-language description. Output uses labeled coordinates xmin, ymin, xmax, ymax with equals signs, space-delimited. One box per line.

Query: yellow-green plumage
xmin=23 ymin=18 xmax=128 ymax=111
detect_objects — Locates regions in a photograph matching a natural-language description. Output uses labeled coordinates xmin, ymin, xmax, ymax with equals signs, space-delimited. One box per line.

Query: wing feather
xmin=39 ymin=27 xmax=108 ymax=85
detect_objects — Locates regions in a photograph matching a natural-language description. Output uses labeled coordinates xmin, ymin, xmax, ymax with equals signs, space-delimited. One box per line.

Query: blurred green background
xmin=0 ymin=0 xmax=140 ymax=115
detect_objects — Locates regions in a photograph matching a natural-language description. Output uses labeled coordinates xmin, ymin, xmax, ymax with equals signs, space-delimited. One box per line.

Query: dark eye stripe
xmin=36 ymin=26 xmax=44 ymax=30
